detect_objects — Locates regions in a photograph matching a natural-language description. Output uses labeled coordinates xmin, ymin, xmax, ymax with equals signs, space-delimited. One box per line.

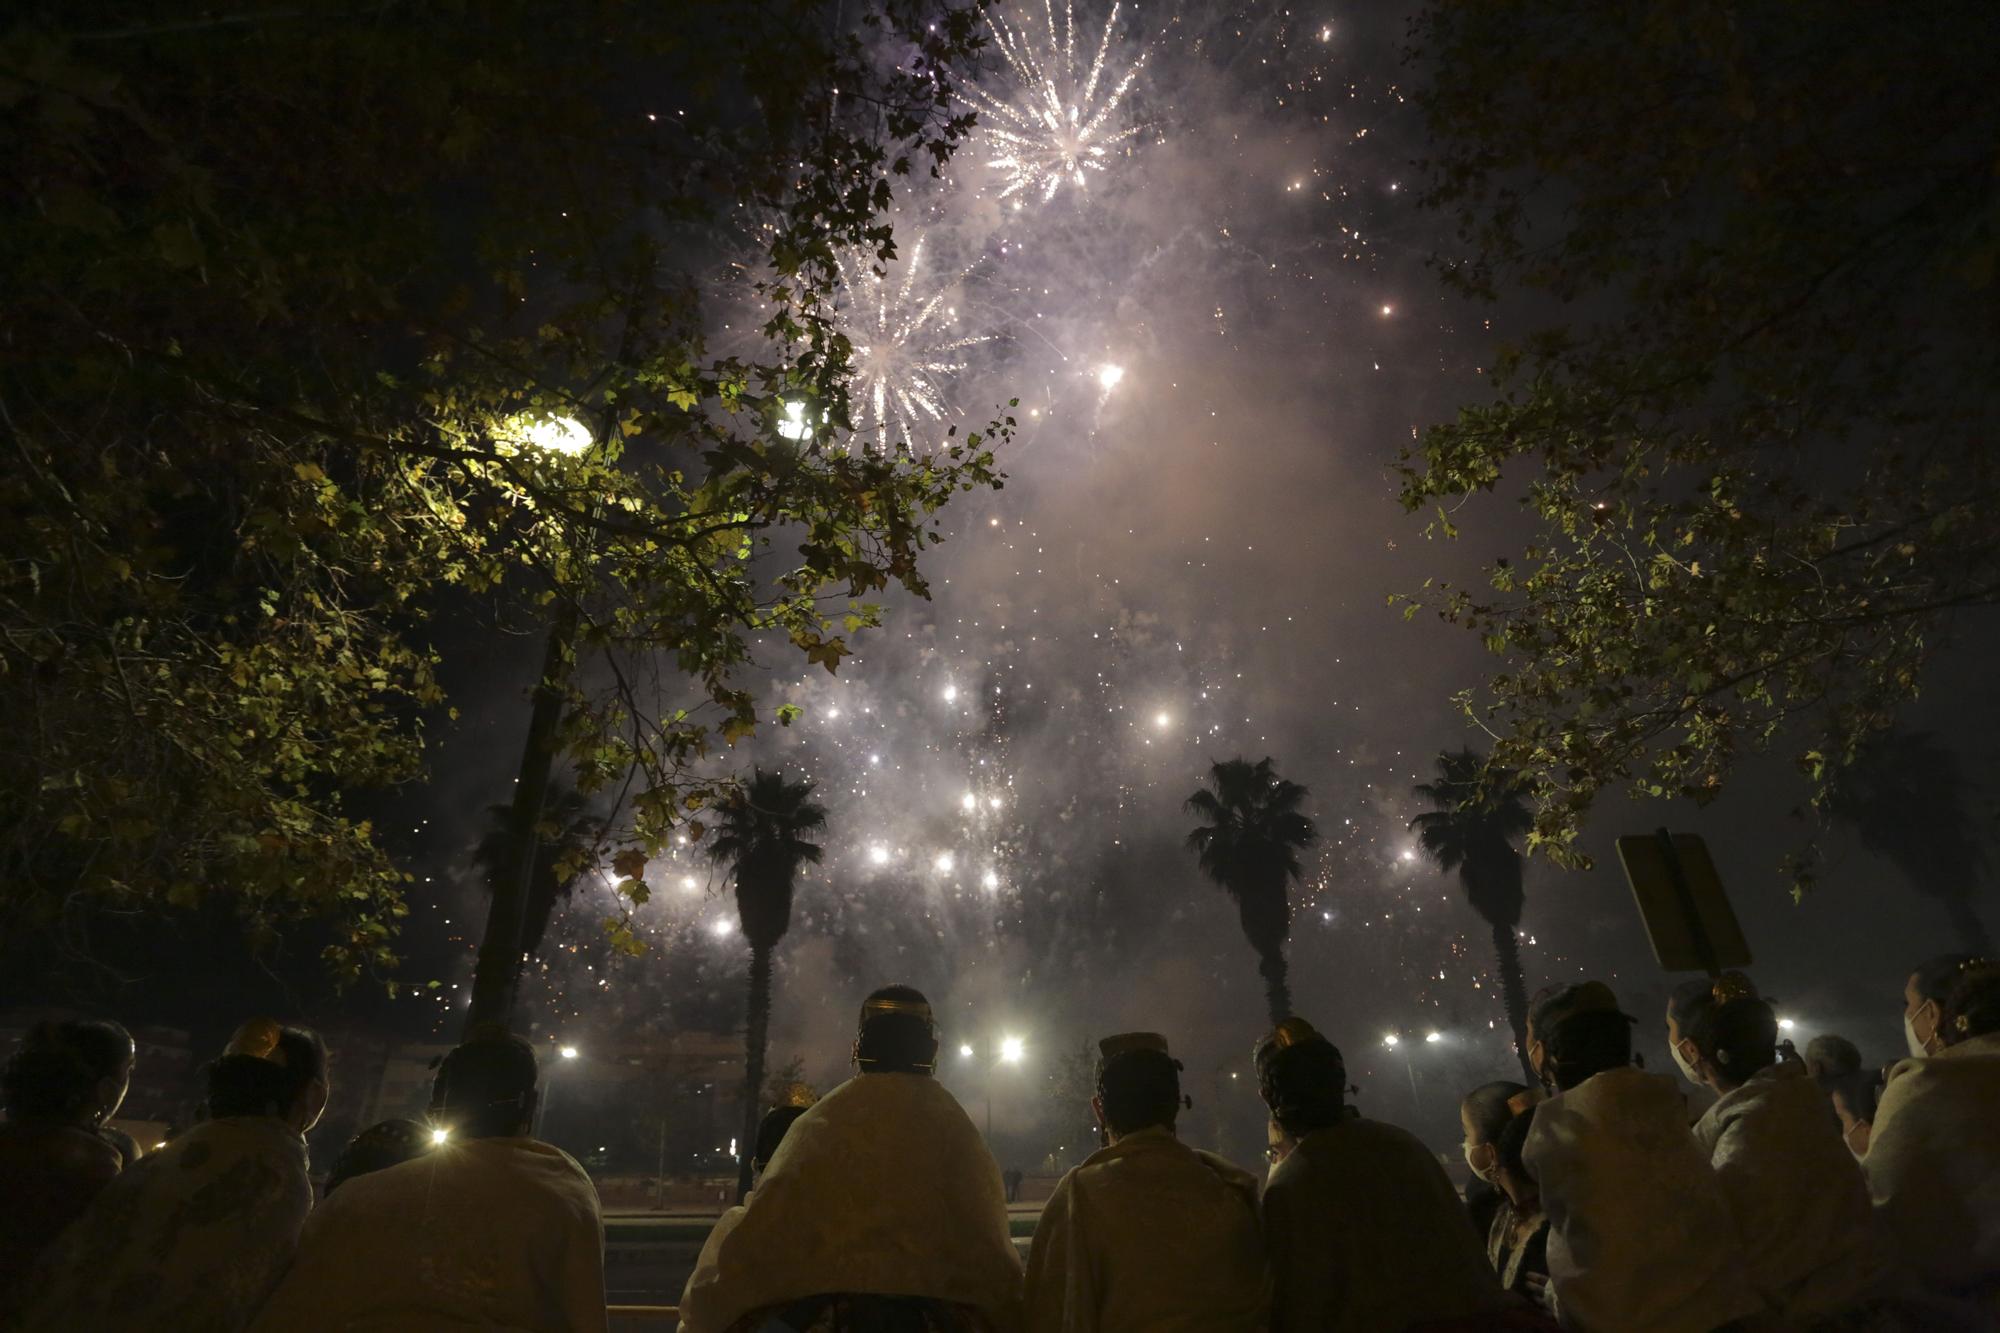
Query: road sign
xmin=1616 ymin=829 xmax=1752 ymax=976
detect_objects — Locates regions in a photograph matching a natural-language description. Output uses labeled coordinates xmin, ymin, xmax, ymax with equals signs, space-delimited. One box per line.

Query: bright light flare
xmin=943 ymin=683 xmax=959 ymax=702
xmin=776 ymin=400 xmax=815 ymax=442
xmin=982 ymin=868 xmax=1001 ymax=891
xmin=999 ymin=1036 xmax=1025 ymax=1064
xmin=1382 ymin=1033 xmax=1400 ymax=1048
xmin=1098 ymin=363 xmax=1125 ymax=391
xmin=503 ymin=413 xmax=593 ymax=457
xmin=1424 ymin=1030 xmax=1443 ymax=1044
xmin=711 ymin=918 xmax=735 ymax=938
xmin=961 ymin=792 xmax=978 ymax=812
xmin=1152 ymin=710 xmax=1170 ymax=729
xmin=934 ymin=851 xmax=956 ymax=874
xmin=559 ymin=1045 xmax=579 ymax=1060
xmin=868 ymin=844 xmax=891 ymax=866
xmin=430 ymin=1127 xmax=450 ymax=1145
xmin=960 ymin=1043 xmax=976 ymax=1059
xmin=1778 ymin=1017 xmax=1796 ymax=1032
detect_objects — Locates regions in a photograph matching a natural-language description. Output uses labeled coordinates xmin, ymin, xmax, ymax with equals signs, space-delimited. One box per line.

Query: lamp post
xmin=465 ymin=415 xmax=594 ymax=1037
xmin=967 ymin=1036 xmax=1025 ymax=1140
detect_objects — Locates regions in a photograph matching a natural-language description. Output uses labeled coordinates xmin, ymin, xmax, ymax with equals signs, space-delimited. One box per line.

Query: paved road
xmin=605 ymin=1207 xmax=1045 ymax=1307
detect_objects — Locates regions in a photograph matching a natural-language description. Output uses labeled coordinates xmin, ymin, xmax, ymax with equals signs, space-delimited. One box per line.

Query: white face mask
xmin=1462 ymin=1141 xmax=1497 ymax=1184
xmin=1670 ymin=1039 xmax=1703 ymax=1086
xmin=1904 ymin=1006 xmax=1931 ymax=1059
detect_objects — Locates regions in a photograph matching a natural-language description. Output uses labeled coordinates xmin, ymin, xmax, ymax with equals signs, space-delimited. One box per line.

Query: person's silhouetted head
xmin=1941 ymin=960 xmax=2000 ymax=1046
xmin=1255 ymin=1017 xmax=1348 ymax=1143
xmin=1526 ymin=982 xmax=1633 ymax=1092
xmin=1459 ymin=1080 xmax=1530 ymax=1184
xmin=1667 ymin=972 xmax=1778 ymax=1091
xmin=853 ymin=985 xmax=938 ymax=1075
xmin=206 ymin=1020 xmax=329 ymax=1133
xmin=431 ymin=1030 xmax=539 ymax=1139
xmin=1905 ymin=954 xmax=1982 ymax=1057
xmin=751 ymin=1104 xmax=809 ymax=1175
xmin=2 ymin=1020 xmax=134 ymax=1126
xmin=1805 ymin=1033 xmax=1862 ymax=1082
xmin=325 ymin=1119 xmax=433 ymax=1195
xmin=1094 ymin=1032 xmax=1184 ymax=1141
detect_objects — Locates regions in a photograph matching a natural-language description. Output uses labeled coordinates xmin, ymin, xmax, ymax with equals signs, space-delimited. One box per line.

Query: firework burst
xmin=966 ymin=1 xmax=1147 ymax=205
xmin=834 ymin=235 xmax=991 ymax=451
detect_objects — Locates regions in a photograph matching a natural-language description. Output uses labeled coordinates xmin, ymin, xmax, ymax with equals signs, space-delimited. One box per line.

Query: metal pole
xmin=1655 ymin=827 xmax=1721 ymax=979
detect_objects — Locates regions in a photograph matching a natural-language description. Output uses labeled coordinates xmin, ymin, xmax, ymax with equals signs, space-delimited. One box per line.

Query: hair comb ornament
xmin=860 ymin=995 xmax=935 ymax=1024
xmin=223 ymin=1018 xmax=287 ymax=1066
xmin=1710 ymin=972 xmax=1757 ymax=1006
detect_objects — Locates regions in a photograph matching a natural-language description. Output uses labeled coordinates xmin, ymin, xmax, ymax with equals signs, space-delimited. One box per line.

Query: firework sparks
xmin=967 ymin=1 xmax=1147 ymax=205
xmin=834 ymin=236 xmax=990 ymax=452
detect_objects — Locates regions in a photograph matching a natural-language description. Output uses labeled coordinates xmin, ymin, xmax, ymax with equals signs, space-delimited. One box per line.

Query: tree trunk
xmin=1490 ymin=920 xmax=1535 ymax=1083
xmin=736 ymin=944 xmax=773 ymax=1203
xmin=466 ymin=607 xmax=576 ymax=1037
xmin=1259 ymin=948 xmax=1292 ymax=1028
xmin=1945 ymin=897 xmax=1994 ymax=955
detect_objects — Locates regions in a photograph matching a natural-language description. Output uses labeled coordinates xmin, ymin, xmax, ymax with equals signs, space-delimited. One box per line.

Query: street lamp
xmin=466 ymin=413 xmax=598 ymax=1035
xmin=559 ymin=1045 xmax=580 ymax=1061
xmin=980 ymin=1036 xmax=1026 ymax=1139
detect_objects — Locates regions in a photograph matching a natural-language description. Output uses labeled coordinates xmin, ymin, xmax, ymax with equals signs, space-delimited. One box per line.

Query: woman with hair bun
xmin=0 ymin=1019 xmax=134 ymax=1313
xmin=9 ymin=1018 xmax=329 ymax=1333
xmin=1665 ymin=973 xmax=1886 ymax=1325
xmin=1865 ymin=956 xmax=2000 ymax=1312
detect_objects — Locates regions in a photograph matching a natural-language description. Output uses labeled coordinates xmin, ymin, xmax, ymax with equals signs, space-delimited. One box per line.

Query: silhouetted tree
xmin=1185 ymin=757 xmax=1317 ymax=1026
xmin=708 ymin=769 xmax=826 ymax=1201
xmin=474 ymin=783 xmax=600 ymax=959
xmin=1824 ymin=731 xmax=1991 ymax=953
xmin=1412 ymin=750 xmax=1536 ymax=1081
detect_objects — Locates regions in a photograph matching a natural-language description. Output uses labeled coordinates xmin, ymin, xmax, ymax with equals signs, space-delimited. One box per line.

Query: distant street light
xmin=960 ymin=1043 xmax=975 ymax=1059
xmin=1424 ymin=1030 xmax=1443 ymax=1044
xmin=430 ymin=1127 xmax=450 ymax=1145
xmin=559 ymin=1045 xmax=579 ymax=1060
xmin=1000 ymin=1036 xmax=1025 ymax=1064
xmin=1778 ymin=1017 xmax=1796 ymax=1032
xmin=1382 ymin=1033 xmax=1400 ymax=1048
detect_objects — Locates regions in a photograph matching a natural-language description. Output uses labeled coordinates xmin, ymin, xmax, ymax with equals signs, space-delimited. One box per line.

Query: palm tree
xmin=708 ymin=768 xmax=827 ymax=1201
xmin=1824 ymin=731 xmax=1991 ymax=953
xmin=473 ymin=783 xmax=599 ymax=959
xmin=1185 ymin=757 xmax=1317 ymax=1026
xmin=1411 ymin=749 xmax=1536 ymax=1082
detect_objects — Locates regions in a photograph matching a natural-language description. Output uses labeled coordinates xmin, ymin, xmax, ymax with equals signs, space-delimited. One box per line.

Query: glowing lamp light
xmin=1097 ymin=363 xmax=1125 ymax=390
xmin=1400 ymin=849 xmax=1416 ymax=862
xmin=1424 ymin=1031 xmax=1443 ymax=1044
xmin=960 ymin=1043 xmax=976 ymax=1059
xmin=868 ymin=844 xmax=891 ymax=866
xmin=999 ymin=1036 xmax=1026 ymax=1064
xmin=512 ymin=414 xmax=593 ymax=456
xmin=430 ymin=1127 xmax=450 ymax=1145
xmin=680 ymin=876 xmax=698 ymax=893
xmin=711 ymin=918 xmax=735 ymax=938
xmin=559 ymin=1045 xmax=580 ymax=1060
xmin=934 ymin=851 xmax=956 ymax=874
xmin=1153 ymin=711 xmax=1171 ymax=729
xmin=776 ymin=400 xmax=814 ymax=441
xmin=1382 ymin=1033 xmax=1400 ymax=1048
xmin=943 ymin=684 xmax=958 ymax=703
xmin=1778 ymin=1017 xmax=1796 ymax=1032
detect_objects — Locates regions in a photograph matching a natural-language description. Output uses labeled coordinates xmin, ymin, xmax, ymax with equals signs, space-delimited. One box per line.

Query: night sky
xmin=113 ymin=1 xmax=1995 ymax=1158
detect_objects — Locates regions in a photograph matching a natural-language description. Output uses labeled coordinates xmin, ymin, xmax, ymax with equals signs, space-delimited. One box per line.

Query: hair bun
xmin=224 ymin=1019 xmax=287 ymax=1066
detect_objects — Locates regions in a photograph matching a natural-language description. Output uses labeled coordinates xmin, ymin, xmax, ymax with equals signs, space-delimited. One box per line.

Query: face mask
xmin=1842 ymin=1118 xmax=1869 ymax=1159
xmin=1904 ymin=1004 xmax=1934 ymax=1059
xmin=1463 ymin=1141 xmax=1498 ymax=1184
xmin=1670 ymin=1039 xmax=1703 ymax=1086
